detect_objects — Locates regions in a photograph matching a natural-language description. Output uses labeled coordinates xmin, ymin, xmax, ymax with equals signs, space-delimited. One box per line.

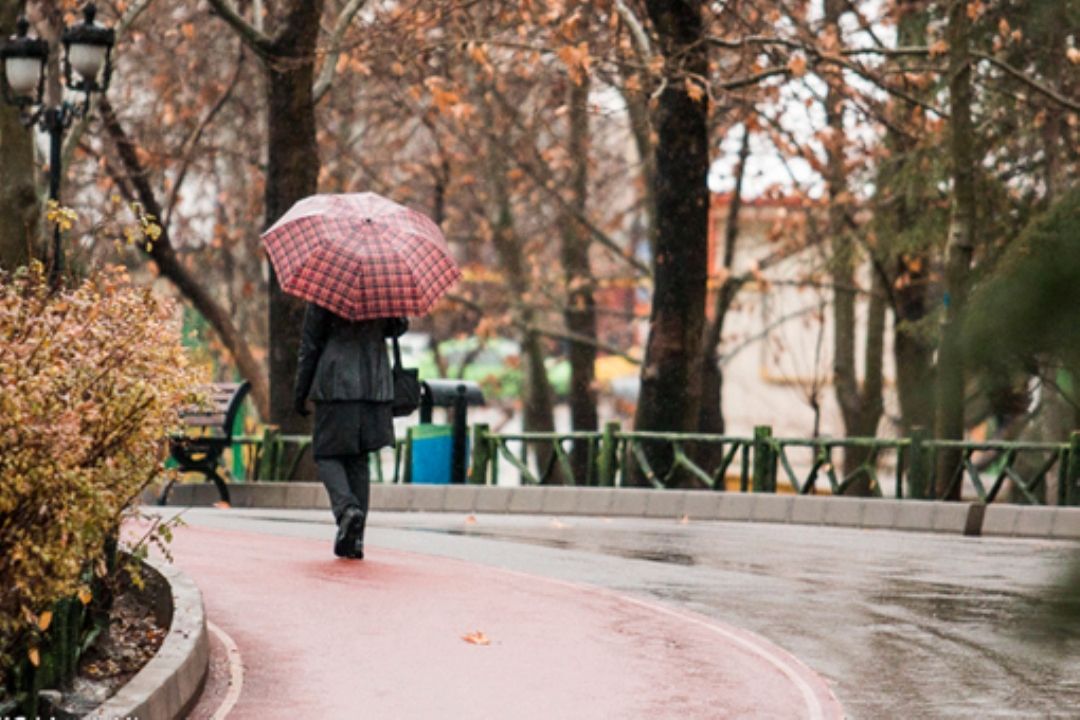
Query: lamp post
xmin=1 ymin=4 xmax=114 ymax=286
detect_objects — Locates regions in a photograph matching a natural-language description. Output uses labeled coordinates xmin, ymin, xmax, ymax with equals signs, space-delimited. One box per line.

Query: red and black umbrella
xmin=261 ymin=192 xmax=460 ymax=320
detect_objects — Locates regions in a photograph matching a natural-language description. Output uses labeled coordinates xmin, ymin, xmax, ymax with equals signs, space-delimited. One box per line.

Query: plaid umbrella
xmin=260 ymin=193 xmax=460 ymax=320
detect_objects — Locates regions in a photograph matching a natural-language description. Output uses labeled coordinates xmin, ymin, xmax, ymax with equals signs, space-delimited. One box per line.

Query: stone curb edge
xmin=85 ymin=554 xmax=209 ymax=720
xmin=164 ymin=482 xmax=1080 ymax=541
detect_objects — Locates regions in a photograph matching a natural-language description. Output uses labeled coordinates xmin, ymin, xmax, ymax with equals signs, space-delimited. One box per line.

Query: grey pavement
xmin=161 ymin=507 xmax=1080 ymax=719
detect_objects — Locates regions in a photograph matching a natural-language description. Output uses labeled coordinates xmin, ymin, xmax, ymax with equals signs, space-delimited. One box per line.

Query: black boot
xmin=334 ymin=507 xmax=363 ymax=558
xmin=349 ymin=511 xmax=366 ymax=560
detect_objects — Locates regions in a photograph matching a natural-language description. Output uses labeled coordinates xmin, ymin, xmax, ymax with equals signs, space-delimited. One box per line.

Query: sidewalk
xmin=165 ymin=522 xmax=843 ymax=719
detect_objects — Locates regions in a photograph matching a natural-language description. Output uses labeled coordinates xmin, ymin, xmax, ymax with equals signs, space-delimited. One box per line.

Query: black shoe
xmin=334 ymin=507 xmax=363 ymax=558
xmin=348 ymin=512 xmax=366 ymax=559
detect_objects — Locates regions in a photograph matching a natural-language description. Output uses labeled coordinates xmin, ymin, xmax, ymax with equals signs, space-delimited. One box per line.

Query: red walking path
xmin=166 ymin=524 xmax=844 ymax=719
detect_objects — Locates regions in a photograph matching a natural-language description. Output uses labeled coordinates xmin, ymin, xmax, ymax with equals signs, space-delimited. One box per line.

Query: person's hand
xmin=294 ymin=398 xmax=310 ymax=417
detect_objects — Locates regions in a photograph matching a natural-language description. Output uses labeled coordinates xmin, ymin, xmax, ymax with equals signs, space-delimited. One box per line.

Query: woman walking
xmin=294 ymin=302 xmax=408 ymax=559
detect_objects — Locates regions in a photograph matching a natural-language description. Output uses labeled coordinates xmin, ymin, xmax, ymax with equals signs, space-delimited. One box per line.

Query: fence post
xmin=752 ymin=425 xmax=776 ymax=493
xmin=1066 ymin=431 xmax=1080 ymax=506
xmin=470 ymin=424 xmax=491 ymax=485
xmin=598 ymin=421 xmax=621 ymax=487
xmin=908 ymin=426 xmax=929 ymax=500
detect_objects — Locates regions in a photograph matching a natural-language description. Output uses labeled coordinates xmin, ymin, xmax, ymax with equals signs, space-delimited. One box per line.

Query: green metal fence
xmin=467 ymin=423 xmax=1080 ymax=506
xmin=207 ymin=422 xmax=1080 ymax=506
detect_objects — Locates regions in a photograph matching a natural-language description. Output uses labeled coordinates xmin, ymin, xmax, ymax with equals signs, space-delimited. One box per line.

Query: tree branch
xmin=205 ymin=0 xmax=274 ymax=56
xmin=313 ymin=0 xmax=368 ymax=103
xmin=443 ymin=292 xmax=642 ymax=364
xmin=718 ymin=67 xmax=791 ymax=90
xmin=163 ymin=47 xmax=246 ymax=230
xmin=614 ymin=0 xmax=653 ymax=64
xmin=719 ymin=303 xmax=823 ymax=367
xmin=972 ymin=51 xmax=1080 ymax=113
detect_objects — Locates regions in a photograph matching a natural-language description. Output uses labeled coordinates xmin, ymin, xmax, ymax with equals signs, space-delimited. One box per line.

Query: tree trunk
xmin=497 ymin=213 xmax=559 ymax=481
xmin=700 ymin=126 xmax=750 ymax=439
xmin=695 ymin=126 xmax=750 ymax=485
xmin=99 ymin=100 xmax=271 ymax=421
xmin=0 ymin=2 xmax=40 ymax=270
xmin=631 ymin=0 xmax=709 ymax=486
xmin=480 ymin=87 xmax=559 ymax=482
xmin=824 ymin=0 xmax=884 ymax=492
xmin=560 ymin=66 xmax=598 ymax=484
xmin=263 ymin=2 xmax=324 ymax=440
xmin=894 ymin=258 xmax=935 ymax=433
xmin=934 ymin=0 xmax=977 ymax=500
xmin=884 ymin=0 xmax=934 ymax=436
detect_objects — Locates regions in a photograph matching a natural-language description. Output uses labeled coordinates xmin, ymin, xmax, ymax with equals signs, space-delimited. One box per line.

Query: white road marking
xmin=208 ymin=621 xmax=244 ymax=720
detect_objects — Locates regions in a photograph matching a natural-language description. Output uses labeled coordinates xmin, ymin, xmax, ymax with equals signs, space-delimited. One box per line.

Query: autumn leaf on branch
xmin=788 ymin=55 xmax=808 ymax=78
xmin=557 ymin=41 xmax=591 ymax=85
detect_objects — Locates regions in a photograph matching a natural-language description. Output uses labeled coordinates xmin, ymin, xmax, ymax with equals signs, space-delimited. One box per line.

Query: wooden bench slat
xmin=183 ymin=416 xmax=227 ymax=427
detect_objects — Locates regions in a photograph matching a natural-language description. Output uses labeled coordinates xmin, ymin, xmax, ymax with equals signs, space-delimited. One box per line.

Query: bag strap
xmin=392 ymin=335 xmax=404 ymax=370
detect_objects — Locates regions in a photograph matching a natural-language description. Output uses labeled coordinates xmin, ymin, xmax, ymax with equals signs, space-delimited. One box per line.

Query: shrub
xmin=0 ymin=263 xmax=202 ymax=690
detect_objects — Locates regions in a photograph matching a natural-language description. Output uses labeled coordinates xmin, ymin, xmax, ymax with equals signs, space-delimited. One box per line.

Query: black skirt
xmin=313 ymin=401 xmax=394 ymax=458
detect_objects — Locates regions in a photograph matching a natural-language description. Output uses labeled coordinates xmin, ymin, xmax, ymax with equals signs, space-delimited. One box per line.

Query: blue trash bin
xmin=409 ymin=424 xmax=456 ymax=484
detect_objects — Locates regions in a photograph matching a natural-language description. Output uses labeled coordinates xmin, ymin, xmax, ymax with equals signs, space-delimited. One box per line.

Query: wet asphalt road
xmin=168 ymin=508 xmax=1080 ymax=719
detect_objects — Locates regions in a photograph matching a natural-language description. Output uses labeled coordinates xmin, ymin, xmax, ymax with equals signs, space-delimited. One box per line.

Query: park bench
xmin=158 ymin=381 xmax=251 ymax=506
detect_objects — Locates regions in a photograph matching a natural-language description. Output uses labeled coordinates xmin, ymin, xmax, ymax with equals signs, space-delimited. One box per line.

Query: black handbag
xmin=391 ymin=335 xmax=421 ymax=417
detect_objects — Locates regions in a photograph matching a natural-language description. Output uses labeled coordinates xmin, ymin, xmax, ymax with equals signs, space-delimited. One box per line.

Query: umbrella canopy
xmin=260 ymin=193 xmax=460 ymax=320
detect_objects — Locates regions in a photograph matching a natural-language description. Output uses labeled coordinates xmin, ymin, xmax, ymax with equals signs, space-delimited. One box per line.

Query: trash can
xmin=408 ymin=423 xmax=454 ymax=484
xmin=407 ymin=380 xmax=485 ymax=484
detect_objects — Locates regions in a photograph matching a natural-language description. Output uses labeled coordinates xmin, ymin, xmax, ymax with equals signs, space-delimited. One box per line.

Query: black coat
xmin=294 ymin=304 xmax=408 ymax=407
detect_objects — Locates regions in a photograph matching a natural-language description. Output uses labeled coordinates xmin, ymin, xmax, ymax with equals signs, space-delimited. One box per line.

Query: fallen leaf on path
xmin=212 ymin=501 xmax=231 ymax=509
xmin=550 ymin=518 xmax=569 ymax=529
xmin=464 ymin=515 xmax=477 ymax=525
xmin=462 ymin=630 xmax=491 ymax=646
xmin=678 ymin=514 xmax=690 ymax=524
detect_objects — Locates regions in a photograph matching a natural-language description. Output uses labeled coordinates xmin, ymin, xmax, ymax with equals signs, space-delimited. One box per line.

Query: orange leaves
xmin=336 ymin=53 xmax=351 ymax=75
xmin=787 ymin=55 xmax=809 ymax=78
xmin=1069 ymin=48 xmax=1080 ymax=66
xmin=685 ymin=78 xmax=705 ymax=103
xmin=37 ymin=611 xmax=53 ymax=632
xmin=423 ymin=77 xmax=475 ymax=122
xmin=468 ymin=43 xmax=494 ymax=76
xmin=556 ymin=42 xmax=591 ymax=85
xmin=462 ymin=630 xmax=491 ymax=646
xmin=426 ymin=78 xmax=462 ymax=114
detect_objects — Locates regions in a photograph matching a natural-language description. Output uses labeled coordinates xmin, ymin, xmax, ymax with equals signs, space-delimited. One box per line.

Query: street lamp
xmin=1 ymin=3 xmax=114 ymax=285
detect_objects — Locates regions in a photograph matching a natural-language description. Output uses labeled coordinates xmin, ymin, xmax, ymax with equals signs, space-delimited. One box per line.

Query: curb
xmin=85 ymin=555 xmax=209 ymax=720
xmin=165 ymin=481 xmax=1080 ymax=541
